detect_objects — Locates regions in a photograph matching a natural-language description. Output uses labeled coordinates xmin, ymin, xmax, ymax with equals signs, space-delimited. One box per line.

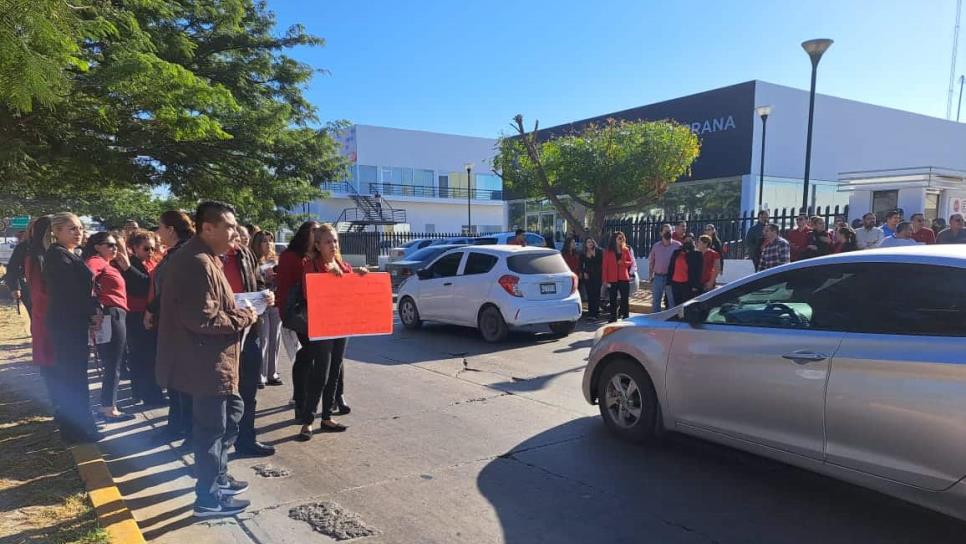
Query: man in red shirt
xmin=507 ymin=229 xmax=527 ymax=246
xmin=910 ymin=213 xmax=936 ymax=244
xmin=221 ymin=231 xmax=276 ymax=457
xmin=696 ymin=235 xmax=720 ymax=292
xmin=784 ymin=214 xmax=811 ymax=261
xmin=672 ymin=221 xmax=687 ymax=243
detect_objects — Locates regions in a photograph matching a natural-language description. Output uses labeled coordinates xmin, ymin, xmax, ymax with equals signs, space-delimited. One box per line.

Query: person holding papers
xmin=297 ymin=223 xmax=367 ymax=441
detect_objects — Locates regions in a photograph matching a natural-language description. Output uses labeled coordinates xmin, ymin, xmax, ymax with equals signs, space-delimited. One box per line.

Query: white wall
xmin=355 ymin=125 xmax=497 ymax=175
xmin=751 ymin=82 xmax=966 ymax=184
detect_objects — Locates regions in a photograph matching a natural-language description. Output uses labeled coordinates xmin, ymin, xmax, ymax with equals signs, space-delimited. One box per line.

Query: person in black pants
xmin=3 ymin=232 xmax=31 ymax=316
xmin=120 ymin=230 xmax=164 ymax=406
xmin=43 ymin=212 xmax=100 ymax=443
xmin=221 ymin=230 xmax=275 ymax=457
xmin=148 ymin=210 xmax=196 ymax=443
xmin=667 ymin=235 xmax=704 ymax=306
xmin=296 ymin=224 xmax=367 ymax=441
xmin=579 ymin=237 xmax=603 ymax=318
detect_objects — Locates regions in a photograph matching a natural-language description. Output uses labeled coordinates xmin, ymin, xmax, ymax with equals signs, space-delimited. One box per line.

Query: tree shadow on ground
xmin=477 ymin=419 xmax=966 ymax=544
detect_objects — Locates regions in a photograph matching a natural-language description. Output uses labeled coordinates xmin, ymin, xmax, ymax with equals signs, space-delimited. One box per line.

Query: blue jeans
xmin=650 ymin=275 xmax=675 ymax=313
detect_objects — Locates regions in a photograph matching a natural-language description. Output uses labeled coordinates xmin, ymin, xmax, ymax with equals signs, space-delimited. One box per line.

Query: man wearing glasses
xmin=937 ymin=214 xmax=966 ymax=244
xmin=909 ymin=213 xmax=936 ymax=245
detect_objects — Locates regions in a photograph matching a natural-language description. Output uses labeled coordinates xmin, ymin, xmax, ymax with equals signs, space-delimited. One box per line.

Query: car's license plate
xmin=540 ymin=282 xmax=556 ymax=294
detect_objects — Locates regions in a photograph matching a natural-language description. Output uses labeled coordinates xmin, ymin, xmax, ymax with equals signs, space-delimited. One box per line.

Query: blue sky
xmin=269 ymin=0 xmax=965 ymax=138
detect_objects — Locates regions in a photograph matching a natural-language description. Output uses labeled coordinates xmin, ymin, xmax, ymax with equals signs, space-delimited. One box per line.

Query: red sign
xmin=305 ymin=272 xmax=393 ymax=341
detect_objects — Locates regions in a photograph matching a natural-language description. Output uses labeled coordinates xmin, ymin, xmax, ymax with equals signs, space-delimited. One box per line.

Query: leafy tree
xmin=495 ymin=115 xmax=700 ymax=239
xmin=0 ymin=0 xmax=344 ymax=227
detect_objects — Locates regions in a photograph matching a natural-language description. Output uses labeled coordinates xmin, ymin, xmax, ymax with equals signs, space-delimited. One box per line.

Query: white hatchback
xmin=397 ymin=245 xmax=581 ymax=342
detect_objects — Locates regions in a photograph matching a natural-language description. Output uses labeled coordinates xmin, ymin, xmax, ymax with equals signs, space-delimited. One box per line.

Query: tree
xmin=495 ymin=115 xmax=700 ymax=239
xmin=0 ymin=0 xmax=345 ymax=227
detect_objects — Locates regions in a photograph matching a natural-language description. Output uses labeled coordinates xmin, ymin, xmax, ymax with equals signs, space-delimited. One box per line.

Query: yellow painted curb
xmin=14 ymin=306 xmax=146 ymax=543
xmin=71 ymin=442 xmax=147 ymax=543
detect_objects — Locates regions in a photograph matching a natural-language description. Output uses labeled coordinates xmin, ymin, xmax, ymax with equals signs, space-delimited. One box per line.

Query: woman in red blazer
xmin=602 ymin=232 xmax=633 ymax=323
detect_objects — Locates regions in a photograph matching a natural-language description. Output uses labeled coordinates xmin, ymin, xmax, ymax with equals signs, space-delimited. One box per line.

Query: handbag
xmin=281 ymin=259 xmax=317 ymax=336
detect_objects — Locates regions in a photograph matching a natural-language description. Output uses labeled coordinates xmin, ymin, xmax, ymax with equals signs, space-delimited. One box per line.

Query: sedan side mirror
xmin=678 ymin=301 xmax=706 ymax=324
xmin=417 ymin=268 xmax=434 ymax=280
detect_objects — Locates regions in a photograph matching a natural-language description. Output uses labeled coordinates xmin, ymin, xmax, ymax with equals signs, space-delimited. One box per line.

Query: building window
xmin=414 ymin=169 xmax=434 ymax=190
xmin=925 ymin=192 xmax=940 ymax=224
xmin=358 ymin=165 xmax=378 ymax=192
xmin=872 ymin=190 xmax=899 ymax=223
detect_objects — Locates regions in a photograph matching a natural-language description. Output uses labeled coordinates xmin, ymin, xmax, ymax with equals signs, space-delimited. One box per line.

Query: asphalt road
xmin=101 ymin=314 xmax=966 ymax=543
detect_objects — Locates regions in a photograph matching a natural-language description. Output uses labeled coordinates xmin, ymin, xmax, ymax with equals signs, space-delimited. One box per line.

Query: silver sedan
xmin=582 ymin=245 xmax=966 ymax=521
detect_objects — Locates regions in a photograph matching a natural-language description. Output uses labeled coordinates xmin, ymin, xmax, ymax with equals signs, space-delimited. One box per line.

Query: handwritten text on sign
xmin=305 ymin=272 xmax=393 ymax=341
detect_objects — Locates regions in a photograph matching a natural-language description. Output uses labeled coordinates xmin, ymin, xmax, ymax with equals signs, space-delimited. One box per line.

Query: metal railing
xmin=603 ymin=205 xmax=848 ymax=260
xmin=339 ymin=230 xmax=500 ymax=265
xmin=368 ymin=183 xmax=502 ymax=201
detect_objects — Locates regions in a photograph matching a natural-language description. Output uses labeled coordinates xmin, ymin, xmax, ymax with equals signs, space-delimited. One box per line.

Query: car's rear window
xmin=407 ymin=246 xmax=450 ymax=262
xmin=401 ymin=240 xmax=422 ymax=249
xmin=507 ymin=251 xmax=570 ymax=274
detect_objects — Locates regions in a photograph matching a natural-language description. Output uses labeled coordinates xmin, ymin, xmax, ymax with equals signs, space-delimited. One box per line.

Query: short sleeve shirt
xmin=648 ymin=240 xmax=682 ymax=275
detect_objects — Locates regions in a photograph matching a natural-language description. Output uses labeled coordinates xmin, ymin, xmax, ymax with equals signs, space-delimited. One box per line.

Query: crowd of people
xmin=2 ymin=202 xmax=366 ymax=518
xmin=745 ymin=210 xmax=966 ymax=272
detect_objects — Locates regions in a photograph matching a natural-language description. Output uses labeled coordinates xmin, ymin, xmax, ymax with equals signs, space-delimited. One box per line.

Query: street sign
xmin=10 ymin=216 xmax=29 ymax=230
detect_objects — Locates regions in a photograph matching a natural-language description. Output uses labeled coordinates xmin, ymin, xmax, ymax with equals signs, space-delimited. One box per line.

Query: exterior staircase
xmin=330 ymin=184 xmax=407 ymax=232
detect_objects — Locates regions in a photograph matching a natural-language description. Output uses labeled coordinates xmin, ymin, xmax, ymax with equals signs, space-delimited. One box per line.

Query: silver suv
xmin=582 ymin=245 xmax=966 ymax=521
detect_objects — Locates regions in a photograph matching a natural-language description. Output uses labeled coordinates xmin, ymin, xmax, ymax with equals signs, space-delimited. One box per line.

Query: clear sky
xmin=268 ymin=0 xmax=966 ymax=138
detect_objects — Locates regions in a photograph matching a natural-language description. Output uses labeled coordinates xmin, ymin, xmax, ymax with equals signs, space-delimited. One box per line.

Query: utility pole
xmin=948 ymin=0 xmax=962 ymax=119
xmin=958 ymin=75 xmax=965 ymax=121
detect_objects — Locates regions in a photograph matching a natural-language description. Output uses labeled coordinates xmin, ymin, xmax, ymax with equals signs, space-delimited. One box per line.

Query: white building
xmin=303 ymin=125 xmax=506 ymax=234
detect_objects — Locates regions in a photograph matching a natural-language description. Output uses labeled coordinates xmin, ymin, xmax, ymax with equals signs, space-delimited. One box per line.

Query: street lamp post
xmin=957 ymin=75 xmax=965 ymax=122
xmin=755 ymin=105 xmax=772 ymax=210
xmin=800 ymin=38 xmax=833 ymax=213
xmin=464 ymin=162 xmax=474 ymax=235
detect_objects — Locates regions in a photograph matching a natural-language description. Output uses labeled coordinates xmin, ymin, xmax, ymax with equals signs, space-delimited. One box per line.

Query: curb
xmin=16 ymin=306 xmax=146 ymax=544
xmin=70 ymin=444 xmax=146 ymax=544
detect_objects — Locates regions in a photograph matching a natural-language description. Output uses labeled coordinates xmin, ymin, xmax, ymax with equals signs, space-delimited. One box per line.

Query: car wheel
xmin=399 ymin=296 xmax=422 ymax=329
xmin=597 ymin=358 xmax=659 ymax=443
xmin=548 ymin=321 xmax=576 ymax=336
xmin=477 ymin=305 xmax=508 ymax=343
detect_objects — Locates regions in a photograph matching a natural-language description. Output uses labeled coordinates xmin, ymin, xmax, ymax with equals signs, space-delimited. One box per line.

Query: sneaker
xmin=193 ymin=494 xmax=250 ymax=518
xmin=217 ymin=474 xmax=249 ymax=496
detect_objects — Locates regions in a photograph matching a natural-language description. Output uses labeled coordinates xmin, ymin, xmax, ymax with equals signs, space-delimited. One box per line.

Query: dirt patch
xmin=288 ymin=501 xmax=379 ymax=541
xmin=251 ymin=463 xmax=291 ymax=478
xmin=0 ymin=304 xmax=107 ymax=544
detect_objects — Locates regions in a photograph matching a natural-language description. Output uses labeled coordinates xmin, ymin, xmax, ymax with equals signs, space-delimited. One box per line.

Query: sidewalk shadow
xmin=477 ymin=419 xmax=966 ymax=544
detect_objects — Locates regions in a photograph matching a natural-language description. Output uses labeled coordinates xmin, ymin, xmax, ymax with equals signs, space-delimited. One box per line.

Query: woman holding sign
xmin=297 ymin=223 xmax=367 ymax=441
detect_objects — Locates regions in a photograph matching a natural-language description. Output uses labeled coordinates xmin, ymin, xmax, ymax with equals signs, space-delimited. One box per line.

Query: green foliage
xmin=0 ymin=0 xmax=344 ymax=227
xmin=496 ymin=116 xmax=700 ymax=238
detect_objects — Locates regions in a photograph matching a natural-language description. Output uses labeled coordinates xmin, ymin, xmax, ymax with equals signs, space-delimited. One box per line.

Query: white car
xmin=386 ymin=238 xmax=435 ymax=263
xmin=397 ymin=245 xmax=581 ymax=342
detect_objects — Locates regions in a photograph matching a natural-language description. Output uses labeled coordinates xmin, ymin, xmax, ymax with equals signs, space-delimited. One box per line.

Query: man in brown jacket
xmin=156 ymin=201 xmax=257 ymax=518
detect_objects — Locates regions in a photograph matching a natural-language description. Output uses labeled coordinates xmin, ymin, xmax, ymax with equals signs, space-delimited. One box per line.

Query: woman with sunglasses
xmin=82 ymin=231 xmax=136 ymax=422
xmin=121 ymin=229 xmax=164 ymax=406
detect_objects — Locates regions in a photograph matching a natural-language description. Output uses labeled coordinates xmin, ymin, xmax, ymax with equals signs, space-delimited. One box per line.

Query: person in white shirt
xmin=878 ymin=221 xmax=919 ymax=247
xmin=854 ymin=213 xmax=885 ymax=249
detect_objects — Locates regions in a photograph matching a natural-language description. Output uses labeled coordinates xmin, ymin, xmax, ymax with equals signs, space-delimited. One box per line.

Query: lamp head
xmin=801 ymin=39 xmax=833 ymax=64
xmin=464 ymin=162 xmax=474 ymax=171
xmin=755 ymin=105 xmax=773 ymax=119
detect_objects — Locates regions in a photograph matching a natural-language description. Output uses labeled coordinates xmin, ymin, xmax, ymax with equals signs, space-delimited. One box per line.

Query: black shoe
xmin=257 ymin=382 xmax=265 ymax=390
xmin=98 ymin=411 xmax=137 ymax=423
xmin=235 ymin=441 xmax=275 ymax=457
xmin=334 ymin=397 xmax=351 ymax=415
xmin=217 ymin=474 xmax=249 ymax=496
xmin=193 ymin=494 xmax=250 ymax=518
xmin=266 ymin=377 xmax=284 ymax=386
xmin=318 ymin=420 xmax=347 ymax=433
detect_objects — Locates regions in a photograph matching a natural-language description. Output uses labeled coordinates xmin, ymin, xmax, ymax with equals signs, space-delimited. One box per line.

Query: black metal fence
xmin=602 ymin=205 xmax=848 ymax=260
xmin=339 ymin=230 xmax=502 ymax=265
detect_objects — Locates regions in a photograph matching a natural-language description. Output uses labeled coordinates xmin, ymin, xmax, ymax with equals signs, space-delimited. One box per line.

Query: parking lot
xmin=98 ymin=313 xmax=966 ymax=543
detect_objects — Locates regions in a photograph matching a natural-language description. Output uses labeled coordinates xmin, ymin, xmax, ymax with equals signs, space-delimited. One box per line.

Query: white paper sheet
xmin=234 ymin=290 xmax=272 ymax=316
xmin=93 ymin=314 xmax=112 ymax=345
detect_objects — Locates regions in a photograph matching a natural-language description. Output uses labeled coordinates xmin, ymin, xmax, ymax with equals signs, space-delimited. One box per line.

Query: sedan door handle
xmin=781 ymin=351 xmax=828 ymax=364
xmin=443 ymin=282 xmax=453 ymax=286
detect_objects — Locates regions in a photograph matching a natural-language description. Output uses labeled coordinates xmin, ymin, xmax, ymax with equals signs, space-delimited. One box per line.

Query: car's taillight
xmin=570 ymin=273 xmax=578 ymax=295
xmin=498 ymin=274 xmax=523 ymax=297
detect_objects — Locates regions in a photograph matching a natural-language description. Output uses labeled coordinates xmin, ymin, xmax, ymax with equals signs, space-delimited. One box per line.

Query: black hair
xmin=81 ymin=231 xmax=114 ymax=260
xmin=28 ymin=216 xmax=52 ymax=260
xmin=194 ymin=201 xmax=236 ymax=230
xmin=885 ymin=210 xmax=900 ymax=220
xmin=515 ymin=228 xmax=525 ymax=236
xmin=287 ymin=220 xmax=320 ymax=256
xmin=895 ymin=221 xmax=912 ymax=234
xmin=607 ymin=231 xmax=624 ymax=259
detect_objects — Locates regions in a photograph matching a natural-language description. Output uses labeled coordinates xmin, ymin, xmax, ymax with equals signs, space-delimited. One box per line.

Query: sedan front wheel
xmin=597 ymin=358 xmax=659 ymax=443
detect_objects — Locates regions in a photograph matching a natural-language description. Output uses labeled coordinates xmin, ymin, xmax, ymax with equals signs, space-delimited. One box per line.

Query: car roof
xmin=437 ymin=244 xmax=557 ymax=257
